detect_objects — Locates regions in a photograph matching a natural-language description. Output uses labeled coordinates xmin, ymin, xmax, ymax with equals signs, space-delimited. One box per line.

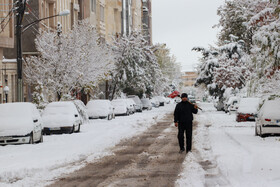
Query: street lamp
xmin=16 ymin=0 xmax=70 ymax=102
xmin=3 ymin=86 xmax=9 ymax=103
xmin=22 ymin=10 xmax=70 ymax=33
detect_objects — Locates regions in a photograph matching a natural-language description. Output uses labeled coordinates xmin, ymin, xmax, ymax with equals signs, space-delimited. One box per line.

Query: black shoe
xmin=179 ymin=148 xmax=185 ymax=153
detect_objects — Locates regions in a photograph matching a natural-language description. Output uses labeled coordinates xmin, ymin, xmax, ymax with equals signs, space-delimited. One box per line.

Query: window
xmin=91 ymin=0 xmax=96 ymax=12
xmin=100 ymin=5 xmax=104 ymax=21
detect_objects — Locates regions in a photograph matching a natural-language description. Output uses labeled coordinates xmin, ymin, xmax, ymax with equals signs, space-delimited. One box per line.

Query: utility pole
xmin=16 ymin=0 xmax=26 ymax=102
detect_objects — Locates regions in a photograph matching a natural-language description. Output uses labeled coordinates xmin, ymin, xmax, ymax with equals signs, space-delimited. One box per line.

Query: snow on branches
xmin=193 ymin=38 xmax=250 ymax=98
xmin=24 ymin=19 xmax=115 ymax=102
xmin=110 ymin=31 xmax=163 ymax=98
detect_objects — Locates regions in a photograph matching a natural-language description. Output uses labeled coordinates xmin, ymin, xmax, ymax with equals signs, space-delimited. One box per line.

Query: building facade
xmin=182 ymin=71 xmax=198 ymax=87
xmin=142 ymin=0 xmax=152 ymax=45
xmin=0 ymin=0 xmax=15 ymax=103
xmin=2 ymin=0 xmax=148 ymax=103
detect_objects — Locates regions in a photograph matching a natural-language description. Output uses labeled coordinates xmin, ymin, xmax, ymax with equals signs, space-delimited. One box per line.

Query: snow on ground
xmin=177 ymin=102 xmax=280 ymax=187
xmin=0 ymin=104 xmax=175 ymax=187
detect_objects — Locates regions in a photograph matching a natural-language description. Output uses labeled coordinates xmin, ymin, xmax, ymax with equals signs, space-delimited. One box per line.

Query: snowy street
xmin=1 ymin=102 xmax=280 ymax=187
xmin=177 ymin=103 xmax=280 ymax=187
xmin=0 ymin=105 xmax=174 ymax=187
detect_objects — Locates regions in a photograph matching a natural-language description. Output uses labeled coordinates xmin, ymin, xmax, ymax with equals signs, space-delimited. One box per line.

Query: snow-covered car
xmin=224 ymin=96 xmax=239 ymax=113
xmin=150 ymin=97 xmax=160 ymax=108
xmin=255 ymin=99 xmax=280 ymax=137
xmin=164 ymin=97 xmax=172 ymax=104
xmin=236 ymin=98 xmax=260 ymax=122
xmin=0 ymin=103 xmax=43 ymax=145
xmin=128 ymin=95 xmax=143 ymax=112
xmin=73 ymin=100 xmax=89 ymax=124
xmin=188 ymin=95 xmax=196 ymax=104
xmin=154 ymin=96 xmax=165 ymax=106
xmin=141 ymin=98 xmax=152 ymax=110
xmin=42 ymin=101 xmax=82 ymax=134
xmin=126 ymin=98 xmax=136 ymax=114
xmin=86 ymin=100 xmax=115 ymax=120
xmin=111 ymin=99 xmax=130 ymax=116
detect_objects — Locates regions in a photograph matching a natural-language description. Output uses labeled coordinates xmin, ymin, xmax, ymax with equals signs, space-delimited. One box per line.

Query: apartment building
xmin=142 ymin=0 xmax=152 ymax=45
xmin=0 ymin=0 xmax=15 ymax=103
xmin=2 ymin=0 xmax=147 ymax=102
xmin=182 ymin=71 xmax=198 ymax=87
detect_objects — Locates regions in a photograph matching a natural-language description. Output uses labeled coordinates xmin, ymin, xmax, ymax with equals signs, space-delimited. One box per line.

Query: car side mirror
xmin=75 ymin=114 xmax=78 ymax=117
xmin=33 ymin=119 xmax=38 ymax=123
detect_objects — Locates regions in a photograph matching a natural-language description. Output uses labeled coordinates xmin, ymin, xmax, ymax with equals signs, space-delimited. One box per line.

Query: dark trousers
xmin=178 ymin=122 xmax=193 ymax=151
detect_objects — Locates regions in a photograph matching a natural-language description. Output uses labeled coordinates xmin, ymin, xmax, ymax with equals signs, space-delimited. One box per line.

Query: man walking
xmin=174 ymin=93 xmax=198 ymax=153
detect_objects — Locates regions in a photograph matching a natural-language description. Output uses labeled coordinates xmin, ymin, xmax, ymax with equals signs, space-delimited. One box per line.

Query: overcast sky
xmin=152 ymin=0 xmax=224 ymax=72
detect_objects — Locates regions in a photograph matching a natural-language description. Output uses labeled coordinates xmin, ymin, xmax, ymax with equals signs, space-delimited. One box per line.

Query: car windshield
xmin=0 ymin=103 xmax=32 ymax=117
xmin=141 ymin=99 xmax=150 ymax=104
xmin=44 ymin=105 xmax=74 ymax=115
xmin=112 ymin=100 xmax=126 ymax=106
xmin=87 ymin=100 xmax=109 ymax=109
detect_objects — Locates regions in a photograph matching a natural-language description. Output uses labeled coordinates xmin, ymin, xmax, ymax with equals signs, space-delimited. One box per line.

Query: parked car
xmin=155 ymin=96 xmax=165 ymax=106
xmin=141 ymin=98 xmax=152 ymax=110
xmin=151 ymin=97 xmax=160 ymax=108
xmin=236 ymin=98 xmax=260 ymax=122
xmin=188 ymin=95 xmax=196 ymax=104
xmin=224 ymin=96 xmax=239 ymax=113
xmin=255 ymin=99 xmax=280 ymax=137
xmin=73 ymin=100 xmax=89 ymax=124
xmin=42 ymin=101 xmax=82 ymax=134
xmin=111 ymin=99 xmax=130 ymax=116
xmin=86 ymin=100 xmax=115 ymax=120
xmin=0 ymin=103 xmax=43 ymax=145
xmin=126 ymin=98 xmax=136 ymax=114
xmin=128 ymin=95 xmax=143 ymax=112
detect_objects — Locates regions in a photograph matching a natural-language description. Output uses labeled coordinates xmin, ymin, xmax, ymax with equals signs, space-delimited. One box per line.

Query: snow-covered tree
xmin=193 ymin=37 xmax=250 ymax=100
xmin=110 ymin=31 xmax=162 ymax=99
xmin=154 ymin=43 xmax=182 ymax=92
xmin=24 ymin=20 xmax=114 ymax=102
xmin=215 ymin=0 xmax=267 ymax=52
xmin=247 ymin=0 xmax=280 ymax=96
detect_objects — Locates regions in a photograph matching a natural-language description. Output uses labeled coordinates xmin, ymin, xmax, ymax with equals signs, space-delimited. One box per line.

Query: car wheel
xmin=29 ymin=133 xmax=34 ymax=144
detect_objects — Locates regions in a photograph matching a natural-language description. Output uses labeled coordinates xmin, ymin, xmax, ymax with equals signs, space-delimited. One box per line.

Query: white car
xmin=86 ymin=100 xmax=114 ymax=120
xmin=154 ymin=96 xmax=165 ymax=106
xmin=0 ymin=103 xmax=43 ymax=145
xmin=225 ymin=96 xmax=239 ymax=113
xmin=151 ymin=97 xmax=160 ymax=108
xmin=255 ymin=99 xmax=280 ymax=137
xmin=111 ymin=99 xmax=130 ymax=116
xmin=128 ymin=95 xmax=143 ymax=112
xmin=42 ymin=101 xmax=82 ymax=134
xmin=141 ymin=98 xmax=152 ymax=110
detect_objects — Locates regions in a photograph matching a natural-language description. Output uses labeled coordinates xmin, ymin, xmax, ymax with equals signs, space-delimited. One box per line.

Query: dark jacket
xmin=174 ymin=101 xmax=198 ymax=123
